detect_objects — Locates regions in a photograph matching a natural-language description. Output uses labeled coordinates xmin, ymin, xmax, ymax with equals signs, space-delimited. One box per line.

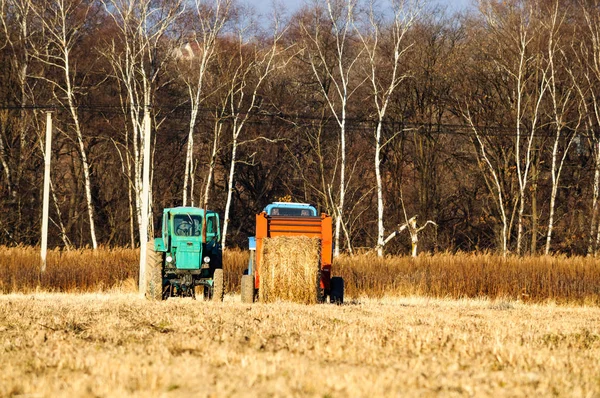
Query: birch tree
xmin=0 ymin=0 xmax=33 ymax=201
xmin=355 ymin=0 xmax=418 ymax=256
xmin=179 ymin=0 xmax=231 ymax=207
xmin=479 ymin=0 xmax=548 ymax=255
xmin=200 ymin=109 xmax=225 ymax=209
xmin=103 ymin=0 xmax=182 ymax=242
xmin=31 ymin=0 xmax=99 ymax=249
xmin=0 ymin=0 xmax=49 ymax=243
xmin=542 ymin=1 xmax=579 ymax=254
xmin=102 ymin=0 xmax=182 ymax=290
xmin=220 ymin=11 xmax=288 ymax=250
xmin=575 ymin=0 xmax=600 ymax=256
xmin=462 ymin=107 xmax=511 ymax=255
xmin=300 ymin=0 xmax=363 ymax=256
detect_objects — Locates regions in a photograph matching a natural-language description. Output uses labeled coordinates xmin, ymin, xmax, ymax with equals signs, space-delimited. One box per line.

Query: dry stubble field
xmin=1 ymin=293 xmax=599 ymax=397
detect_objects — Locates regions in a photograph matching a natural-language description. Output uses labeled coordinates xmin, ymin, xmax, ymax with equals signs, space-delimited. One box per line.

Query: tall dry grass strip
xmin=258 ymin=236 xmax=320 ymax=304
xmin=335 ymin=252 xmax=600 ymax=305
xmin=2 ymin=246 xmax=600 ymax=306
xmin=223 ymin=249 xmax=249 ymax=293
xmin=0 ymin=246 xmax=138 ymax=293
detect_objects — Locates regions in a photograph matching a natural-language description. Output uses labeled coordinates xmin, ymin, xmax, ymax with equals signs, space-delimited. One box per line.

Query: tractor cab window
xmin=206 ymin=215 xmax=217 ymax=235
xmin=270 ymin=207 xmax=315 ymax=217
xmin=174 ymin=214 xmax=202 ymax=237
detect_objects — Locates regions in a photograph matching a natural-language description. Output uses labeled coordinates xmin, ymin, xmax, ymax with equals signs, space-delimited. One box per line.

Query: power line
xmin=0 ymin=103 xmax=592 ymax=139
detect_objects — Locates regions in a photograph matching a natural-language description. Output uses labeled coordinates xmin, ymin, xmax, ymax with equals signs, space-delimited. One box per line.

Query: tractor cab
xmin=149 ymin=206 xmax=223 ymax=300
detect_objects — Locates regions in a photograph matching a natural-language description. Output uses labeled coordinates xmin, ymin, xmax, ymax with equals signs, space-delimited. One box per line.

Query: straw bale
xmin=259 ymin=236 xmax=321 ymax=304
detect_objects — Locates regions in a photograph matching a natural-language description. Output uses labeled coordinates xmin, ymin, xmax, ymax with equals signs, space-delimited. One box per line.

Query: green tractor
xmin=146 ymin=206 xmax=223 ymax=301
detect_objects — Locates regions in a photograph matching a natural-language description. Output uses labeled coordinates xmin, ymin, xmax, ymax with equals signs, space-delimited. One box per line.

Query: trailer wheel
xmin=241 ymin=274 xmax=255 ymax=303
xmin=145 ymin=239 xmax=163 ymax=301
xmin=330 ymin=276 xmax=344 ymax=304
xmin=212 ymin=268 xmax=224 ymax=302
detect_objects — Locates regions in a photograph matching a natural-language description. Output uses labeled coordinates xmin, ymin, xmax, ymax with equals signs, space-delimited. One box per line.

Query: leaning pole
xmin=41 ymin=111 xmax=52 ymax=273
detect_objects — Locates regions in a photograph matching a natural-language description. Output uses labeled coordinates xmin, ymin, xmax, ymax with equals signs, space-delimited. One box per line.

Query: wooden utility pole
xmin=41 ymin=111 xmax=52 ymax=272
xmin=139 ymin=107 xmax=151 ymax=294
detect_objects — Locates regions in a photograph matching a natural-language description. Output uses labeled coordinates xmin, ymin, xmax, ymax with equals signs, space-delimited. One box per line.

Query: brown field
xmin=1 ymin=247 xmax=600 ymax=305
xmin=0 ymin=293 xmax=599 ymax=397
xmin=1 ymin=247 xmax=600 ymax=396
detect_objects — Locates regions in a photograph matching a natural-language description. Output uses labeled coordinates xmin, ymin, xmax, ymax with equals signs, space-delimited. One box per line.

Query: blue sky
xmin=254 ymin=0 xmax=474 ymax=16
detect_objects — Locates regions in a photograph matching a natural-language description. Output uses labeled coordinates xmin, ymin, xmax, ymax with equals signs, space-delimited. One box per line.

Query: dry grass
xmin=1 ymin=247 xmax=600 ymax=305
xmin=335 ymin=252 xmax=600 ymax=305
xmin=0 ymin=293 xmax=599 ymax=397
xmin=223 ymin=249 xmax=249 ymax=293
xmin=259 ymin=237 xmax=320 ymax=304
xmin=0 ymin=246 xmax=138 ymax=294
xmin=0 ymin=247 xmax=249 ymax=295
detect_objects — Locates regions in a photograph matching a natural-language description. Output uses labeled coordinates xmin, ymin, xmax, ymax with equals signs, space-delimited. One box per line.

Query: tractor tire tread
xmin=145 ymin=239 xmax=163 ymax=301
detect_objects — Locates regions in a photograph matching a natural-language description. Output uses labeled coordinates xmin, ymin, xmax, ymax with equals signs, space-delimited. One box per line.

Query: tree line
xmin=1 ymin=0 xmax=600 ymax=256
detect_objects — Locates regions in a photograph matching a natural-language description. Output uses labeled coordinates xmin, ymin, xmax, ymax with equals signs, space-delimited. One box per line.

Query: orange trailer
xmin=241 ymin=202 xmax=344 ymax=304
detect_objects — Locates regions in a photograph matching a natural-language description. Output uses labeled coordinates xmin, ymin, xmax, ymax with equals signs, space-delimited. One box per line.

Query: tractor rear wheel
xmin=330 ymin=276 xmax=344 ymax=304
xmin=241 ymin=274 xmax=254 ymax=303
xmin=145 ymin=239 xmax=163 ymax=301
xmin=212 ymin=268 xmax=224 ymax=302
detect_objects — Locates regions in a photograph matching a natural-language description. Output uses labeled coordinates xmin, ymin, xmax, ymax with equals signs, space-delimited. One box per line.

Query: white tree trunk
xmin=202 ymin=118 xmax=222 ymax=208
xmin=0 ymin=126 xmax=10 ymax=194
xmin=221 ymin=129 xmax=238 ymax=250
xmin=49 ymin=179 xmax=71 ymax=250
xmin=334 ymin=114 xmax=346 ymax=257
xmin=32 ymin=0 xmax=99 ymax=248
xmin=375 ymin=119 xmax=384 ymax=257
xmin=545 ymin=137 xmax=560 ymax=255
xmin=588 ymin=142 xmax=600 ymax=255
xmin=465 ymin=111 xmax=509 ymax=256
xmin=182 ymin=107 xmax=196 ymax=206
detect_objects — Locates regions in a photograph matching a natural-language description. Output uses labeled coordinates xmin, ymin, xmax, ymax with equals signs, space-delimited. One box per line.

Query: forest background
xmin=1 ymin=0 xmax=599 ymax=257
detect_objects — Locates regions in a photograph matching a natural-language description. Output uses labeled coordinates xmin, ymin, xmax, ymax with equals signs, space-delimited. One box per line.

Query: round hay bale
xmin=258 ymin=236 xmax=321 ymax=304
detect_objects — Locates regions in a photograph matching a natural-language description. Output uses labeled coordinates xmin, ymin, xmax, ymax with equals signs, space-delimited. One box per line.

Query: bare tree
xmin=200 ymin=108 xmax=225 ymax=209
xmin=0 ymin=0 xmax=33 ymax=201
xmin=462 ymin=107 xmax=511 ymax=255
xmin=178 ymin=0 xmax=231 ymax=207
xmin=103 ymin=0 xmax=182 ymax=232
xmin=31 ymin=0 xmax=99 ymax=249
xmin=102 ymin=0 xmax=182 ymax=289
xmin=300 ymin=0 xmax=363 ymax=256
xmin=478 ymin=0 xmax=549 ymax=255
xmin=220 ymin=9 xmax=288 ymax=250
xmin=355 ymin=0 xmax=418 ymax=256
xmin=574 ymin=0 xmax=600 ymax=256
xmin=542 ymin=1 xmax=579 ymax=254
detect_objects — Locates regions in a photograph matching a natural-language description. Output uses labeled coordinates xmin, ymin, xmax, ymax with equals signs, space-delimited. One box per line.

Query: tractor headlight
xmin=166 ymin=255 xmax=173 ymax=263
xmin=203 ymin=256 xmax=211 ymax=263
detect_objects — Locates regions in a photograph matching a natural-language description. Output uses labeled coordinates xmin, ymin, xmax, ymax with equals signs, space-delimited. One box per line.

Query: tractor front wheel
xmin=145 ymin=239 xmax=163 ymax=301
xmin=330 ymin=276 xmax=344 ymax=304
xmin=212 ymin=269 xmax=224 ymax=302
xmin=241 ymin=274 xmax=254 ymax=303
